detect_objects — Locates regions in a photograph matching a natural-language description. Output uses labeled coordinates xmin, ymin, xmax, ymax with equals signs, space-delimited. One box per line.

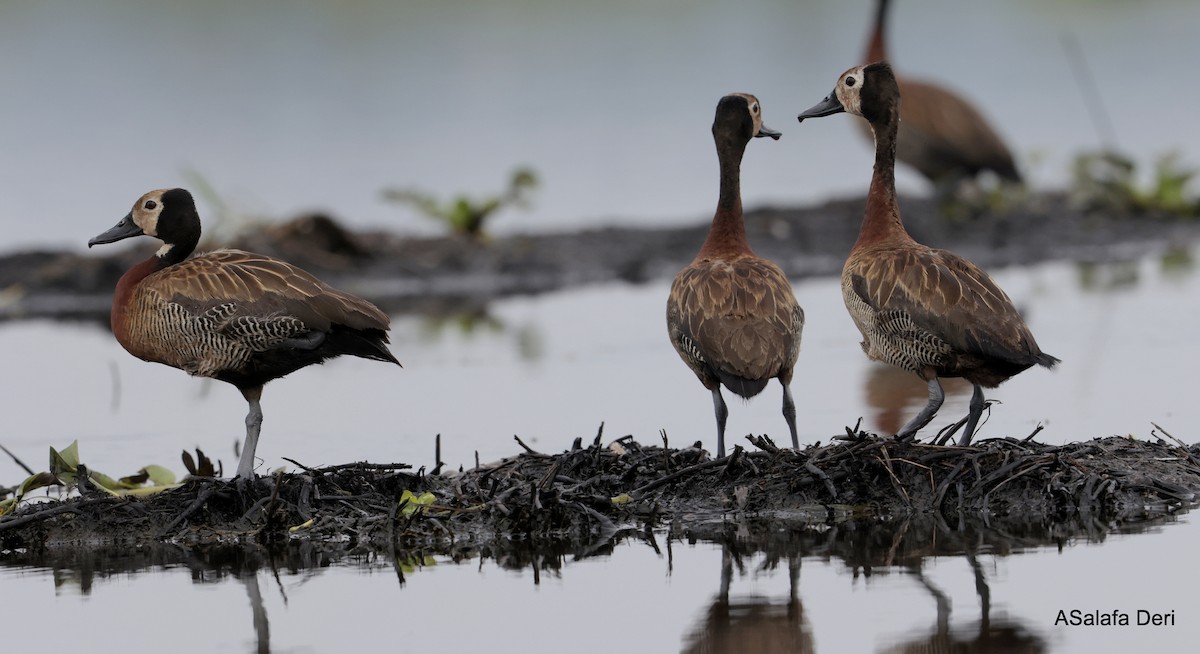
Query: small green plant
xmin=382 ymin=167 xmax=539 ymax=240
xmin=398 ymin=489 xmax=437 ymax=516
xmin=1070 ymin=150 xmax=1200 ymax=217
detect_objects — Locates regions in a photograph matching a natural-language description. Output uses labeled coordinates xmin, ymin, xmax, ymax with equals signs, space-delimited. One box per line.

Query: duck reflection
xmin=680 ymin=545 xmax=813 ymax=654
xmin=881 ymin=553 xmax=1045 ymax=654
xmin=865 ymin=365 xmax=970 ymax=436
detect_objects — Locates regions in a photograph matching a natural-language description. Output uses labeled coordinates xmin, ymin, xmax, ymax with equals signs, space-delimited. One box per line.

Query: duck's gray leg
xmin=897 ymin=378 xmax=944 ymax=440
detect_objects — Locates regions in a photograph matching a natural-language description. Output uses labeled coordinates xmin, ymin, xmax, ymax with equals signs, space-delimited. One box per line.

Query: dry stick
xmin=747 ymin=434 xmax=780 ymax=455
xmin=934 ymin=459 xmax=967 ymax=511
xmin=892 ymin=456 xmax=935 ymax=495
xmin=0 ymin=444 xmax=34 ymax=477
xmin=281 ymin=457 xmax=317 ymax=474
xmin=721 ymin=446 xmax=744 ymax=477
xmin=431 ymin=434 xmax=444 ymax=476
xmin=1023 ymin=423 xmax=1046 ymax=443
xmin=537 ymin=460 xmax=562 ymax=491
xmin=262 ymin=471 xmax=285 ymax=527
xmin=984 ymin=458 xmax=1053 ymax=499
xmin=660 ymin=429 xmax=671 ymax=475
xmin=156 ymin=486 xmax=216 ymax=535
xmin=1151 ymin=422 xmax=1200 ymax=471
xmin=513 ymin=434 xmax=541 ymax=456
xmin=0 ymin=502 xmax=90 ymax=532
xmin=630 ymin=453 xmax=734 ymax=500
xmin=877 ymin=448 xmax=911 ymax=508
xmin=805 ymin=460 xmax=837 ymax=499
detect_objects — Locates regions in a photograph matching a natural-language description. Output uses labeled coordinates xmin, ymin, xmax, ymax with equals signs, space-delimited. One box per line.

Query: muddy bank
xmin=3 ymin=430 xmax=1197 ymax=556
xmin=2 ymin=192 xmax=1199 ymax=323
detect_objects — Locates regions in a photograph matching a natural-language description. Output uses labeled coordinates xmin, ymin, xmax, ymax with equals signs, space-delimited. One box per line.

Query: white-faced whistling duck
xmin=797 ymin=64 xmax=1057 ymax=446
xmin=862 ymin=0 xmax=1021 ymax=188
xmin=667 ymin=94 xmax=803 ymax=458
xmin=89 ymin=189 xmax=401 ymax=478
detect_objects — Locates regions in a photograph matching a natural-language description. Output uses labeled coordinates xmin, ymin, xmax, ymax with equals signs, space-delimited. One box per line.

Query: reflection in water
xmin=3 ymin=508 xmax=1193 ymax=652
xmin=882 ymin=553 xmax=1045 ymax=654
xmin=415 ymin=303 xmax=545 ymax=363
xmin=865 ymin=365 xmax=970 ymax=436
xmin=27 ymin=543 xmax=358 ymax=654
xmin=680 ymin=545 xmax=813 ymax=654
xmin=1160 ymin=244 xmax=1195 ymax=280
xmin=244 ymin=573 xmax=271 ymax=654
xmin=1075 ymin=259 xmax=1140 ymax=292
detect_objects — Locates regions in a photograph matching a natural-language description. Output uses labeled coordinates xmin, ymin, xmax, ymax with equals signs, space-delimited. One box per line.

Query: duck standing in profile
xmin=89 ymin=188 xmax=400 ymax=478
xmin=668 ymin=94 xmax=803 ymax=458
xmin=797 ymin=64 xmax=1056 ymax=445
xmin=861 ymin=0 xmax=1022 ymax=190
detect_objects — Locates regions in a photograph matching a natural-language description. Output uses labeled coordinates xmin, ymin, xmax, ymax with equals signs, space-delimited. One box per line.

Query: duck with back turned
xmin=797 ymin=64 xmax=1057 ymax=445
xmin=862 ymin=0 xmax=1021 ymax=189
xmin=89 ymin=189 xmax=401 ymax=479
xmin=668 ymin=94 xmax=804 ymax=458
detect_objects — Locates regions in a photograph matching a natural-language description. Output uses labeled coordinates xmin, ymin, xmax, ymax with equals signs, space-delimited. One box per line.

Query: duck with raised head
xmin=89 ymin=188 xmax=401 ymax=478
xmin=797 ymin=64 xmax=1057 ymax=445
xmin=668 ymin=94 xmax=802 ymax=458
xmin=862 ymin=0 xmax=1021 ymax=188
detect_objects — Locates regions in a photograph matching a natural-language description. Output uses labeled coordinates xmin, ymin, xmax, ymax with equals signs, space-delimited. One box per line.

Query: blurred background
xmin=1 ymin=0 xmax=1197 ymax=250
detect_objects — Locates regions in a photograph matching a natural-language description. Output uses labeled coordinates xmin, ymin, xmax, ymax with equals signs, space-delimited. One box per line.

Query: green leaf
xmin=399 ymin=489 xmax=436 ymax=516
xmin=86 ymin=471 xmax=124 ymax=495
xmin=49 ymin=442 xmax=80 ymax=486
xmin=610 ymin=493 xmax=633 ymax=505
xmin=16 ymin=471 xmax=60 ymax=498
xmin=58 ymin=441 xmax=80 ymax=469
xmin=140 ymin=465 xmax=177 ymax=486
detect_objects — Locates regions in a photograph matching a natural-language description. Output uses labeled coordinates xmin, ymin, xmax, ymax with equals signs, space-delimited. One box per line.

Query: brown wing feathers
xmin=847 ymin=245 xmax=1056 ymax=383
xmin=135 ymin=249 xmax=398 ymax=384
xmin=670 ymin=258 xmax=802 ymax=398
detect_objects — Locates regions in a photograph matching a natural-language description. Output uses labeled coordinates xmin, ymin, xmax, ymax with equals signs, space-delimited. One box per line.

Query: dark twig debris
xmin=2 ymin=433 xmax=1199 ymax=554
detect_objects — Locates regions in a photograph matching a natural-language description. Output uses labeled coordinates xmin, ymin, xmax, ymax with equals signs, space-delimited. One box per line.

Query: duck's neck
xmin=697 ymin=138 xmax=752 ymax=259
xmin=866 ymin=0 xmax=889 ymax=63
xmin=856 ymin=107 xmax=910 ymax=248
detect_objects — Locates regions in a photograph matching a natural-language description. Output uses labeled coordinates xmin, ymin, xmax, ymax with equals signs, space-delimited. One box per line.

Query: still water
xmin=2 ymin=515 xmax=1198 ymax=652
xmin=2 ymin=251 xmax=1199 ymax=652
xmin=2 ymin=0 xmax=1200 ymax=250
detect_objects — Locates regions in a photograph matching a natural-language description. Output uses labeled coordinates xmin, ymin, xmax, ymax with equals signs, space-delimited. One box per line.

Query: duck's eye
xmin=750 ymin=102 xmax=759 ymax=114
xmin=845 ymin=77 xmax=856 ymax=87
xmin=144 ymin=200 xmax=157 ymax=210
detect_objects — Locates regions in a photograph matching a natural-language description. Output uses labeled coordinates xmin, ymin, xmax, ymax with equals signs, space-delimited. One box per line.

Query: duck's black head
xmin=89 ymin=188 xmax=201 ymax=262
xmin=714 ymin=93 xmax=782 ymax=147
xmin=797 ymin=62 xmax=900 ymax=126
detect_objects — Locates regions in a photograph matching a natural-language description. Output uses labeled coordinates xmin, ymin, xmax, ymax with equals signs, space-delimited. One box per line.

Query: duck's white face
xmin=834 ymin=66 xmax=866 ymax=117
xmin=130 ymin=189 xmax=168 ymax=238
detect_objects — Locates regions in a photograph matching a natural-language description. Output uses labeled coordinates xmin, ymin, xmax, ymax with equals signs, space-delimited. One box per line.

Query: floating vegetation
xmin=383 ymin=167 xmax=539 ymax=240
xmin=1071 ymin=150 xmax=1200 ymax=217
